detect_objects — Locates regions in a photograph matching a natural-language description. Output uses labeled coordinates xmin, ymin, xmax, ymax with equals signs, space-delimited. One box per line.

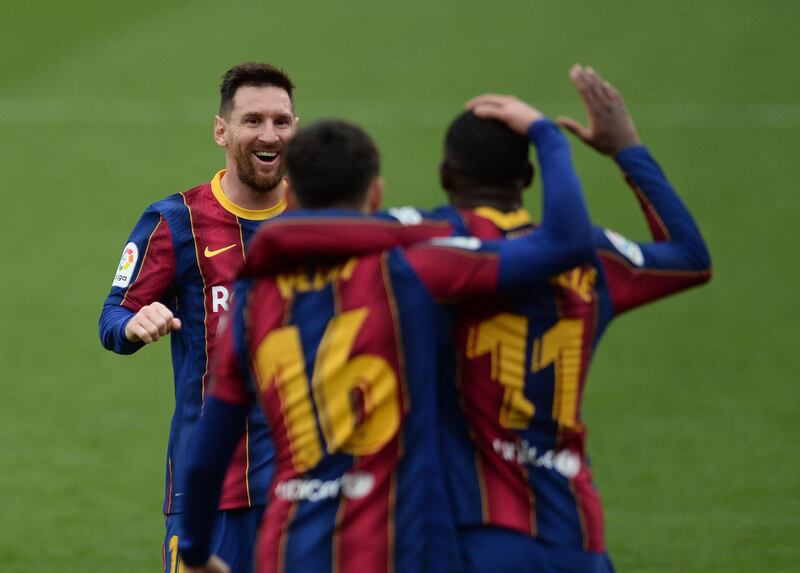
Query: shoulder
xmin=177 ymin=181 xmax=215 ymax=208
xmin=146 ymin=189 xmax=198 ymax=216
xmin=146 ymin=180 xmax=214 ymax=220
xmin=383 ymin=204 xmax=469 ymax=236
xmin=180 ymin=181 xmax=212 ymax=199
xmin=382 ymin=205 xmax=457 ymax=224
xmin=138 ymin=187 xmax=209 ymax=241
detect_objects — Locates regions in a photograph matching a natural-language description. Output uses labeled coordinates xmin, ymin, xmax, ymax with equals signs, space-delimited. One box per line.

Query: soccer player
xmin=98 ymin=62 xmax=298 ymax=573
xmin=424 ymin=66 xmax=712 ymax=572
xmin=178 ymin=104 xmax=594 ymax=573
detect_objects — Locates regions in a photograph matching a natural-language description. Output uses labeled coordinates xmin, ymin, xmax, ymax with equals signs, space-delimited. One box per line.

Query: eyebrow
xmin=241 ymin=110 xmax=294 ymax=120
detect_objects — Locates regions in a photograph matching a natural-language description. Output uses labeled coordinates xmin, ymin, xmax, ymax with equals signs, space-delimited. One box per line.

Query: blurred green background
xmin=1 ymin=1 xmax=798 ymax=571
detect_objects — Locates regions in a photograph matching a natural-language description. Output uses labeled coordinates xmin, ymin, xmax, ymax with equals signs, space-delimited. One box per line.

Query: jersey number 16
xmin=253 ymin=307 xmax=401 ymax=473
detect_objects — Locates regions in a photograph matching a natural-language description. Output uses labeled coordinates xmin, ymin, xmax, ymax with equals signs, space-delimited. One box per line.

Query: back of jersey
xmin=437 ymin=206 xmax=609 ymax=552
xmin=237 ymin=249 xmax=457 ymax=573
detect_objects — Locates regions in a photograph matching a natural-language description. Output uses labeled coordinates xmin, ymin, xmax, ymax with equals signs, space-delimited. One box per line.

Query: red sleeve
xmin=403 ymin=243 xmax=500 ymax=303
xmin=599 ymin=250 xmax=711 ymax=315
xmin=121 ymin=215 xmax=176 ymax=312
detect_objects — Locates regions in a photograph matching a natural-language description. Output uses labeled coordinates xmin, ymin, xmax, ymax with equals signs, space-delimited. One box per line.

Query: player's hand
xmin=465 ymin=94 xmax=544 ymax=135
xmin=184 ymin=555 xmax=230 ymax=573
xmin=556 ymin=64 xmax=641 ymax=156
xmin=124 ymin=302 xmax=182 ymax=343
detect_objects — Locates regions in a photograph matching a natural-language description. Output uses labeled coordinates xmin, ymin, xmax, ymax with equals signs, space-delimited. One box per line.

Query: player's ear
xmin=439 ymin=161 xmax=453 ymax=191
xmin=364 ymin=177 xmax=383 ymax=213
xmin=521 ymin=161 xmax=534 ymax=189
xmin=213 ymin=115 xmax=227 ymax=148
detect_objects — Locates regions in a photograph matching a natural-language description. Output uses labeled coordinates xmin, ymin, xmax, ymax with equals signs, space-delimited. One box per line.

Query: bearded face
xmin=219 ymin=85 xmax=297 ymax=195
xmin=232 ymin=140 xmax=286 ymax=192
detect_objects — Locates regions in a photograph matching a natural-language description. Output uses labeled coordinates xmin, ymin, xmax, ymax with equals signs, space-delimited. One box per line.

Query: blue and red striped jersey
xmin=99 ymin=170 xmax=284 ymax=514
xmin=429 ymin=145 xmax=712 ymax=553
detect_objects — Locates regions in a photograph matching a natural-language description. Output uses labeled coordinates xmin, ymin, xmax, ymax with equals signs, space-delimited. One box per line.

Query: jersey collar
xmin=211 ymin=170 xmax=286 ymax=221
xmin=473 ymin=206 xmax=532 ymax=230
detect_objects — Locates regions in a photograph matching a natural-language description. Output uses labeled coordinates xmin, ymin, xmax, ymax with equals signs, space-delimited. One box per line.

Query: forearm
xmin=98 ymin=304 xmax=143 ymax=355
xmin=179 ymin=397 xmax=248 ymax=567
xmin=496 ymin=120 xmax=593 ymax=287
xmin=529 ymin=119 xmax=593 ymax=250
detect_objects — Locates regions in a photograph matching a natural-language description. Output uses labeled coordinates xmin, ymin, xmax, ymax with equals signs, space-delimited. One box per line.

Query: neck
xmin=220 ymin=170 xmax=285 ymax=211
xmin=448 ymin=187 xmax=522 ymax=212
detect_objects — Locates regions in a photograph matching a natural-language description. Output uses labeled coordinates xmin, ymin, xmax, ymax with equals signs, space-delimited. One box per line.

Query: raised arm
xmin=557 ymin=64 xmax=711 ymax=314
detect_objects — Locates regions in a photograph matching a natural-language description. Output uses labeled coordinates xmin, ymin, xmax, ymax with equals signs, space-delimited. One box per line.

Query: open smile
xmin=254 ymin=150 xmax=279 ymax=165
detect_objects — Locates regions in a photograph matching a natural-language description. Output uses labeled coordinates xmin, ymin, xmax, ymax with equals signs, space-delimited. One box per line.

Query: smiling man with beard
xmin=99 ymin=62 xmax=298 ymax=573
xmin=214 ymin=66 xmax=296 ymax=206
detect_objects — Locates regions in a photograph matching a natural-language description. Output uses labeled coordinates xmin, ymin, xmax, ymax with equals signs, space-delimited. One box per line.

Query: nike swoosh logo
xmin=204 ymin=243 xmax=238 ymax=258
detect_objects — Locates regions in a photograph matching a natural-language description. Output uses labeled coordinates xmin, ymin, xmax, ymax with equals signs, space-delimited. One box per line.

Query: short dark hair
xmin=286 ymin=120 xmax=380 ymax=209
xmin=219 ymin=62 xmax=295 ymax=116
xmin=444 ymin=111 xmax=530 ymax=186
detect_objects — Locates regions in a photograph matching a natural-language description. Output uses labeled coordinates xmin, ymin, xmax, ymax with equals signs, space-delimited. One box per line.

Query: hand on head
xmin=556 ymin=64 xmax=641 ymax=156
xmin=465 ymin=94 xmax=544 ymax=135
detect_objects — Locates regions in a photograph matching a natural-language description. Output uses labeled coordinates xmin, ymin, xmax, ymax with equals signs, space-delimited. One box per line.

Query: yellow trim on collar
xmin=473 ymin=206 xmax=532 ymax=230
xmin=210 ymin=170 xmax=286 ymax=221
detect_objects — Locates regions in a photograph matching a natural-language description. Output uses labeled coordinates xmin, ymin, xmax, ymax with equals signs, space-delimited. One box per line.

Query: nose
xmin=258 ymin=121 xmax=279 ymax=145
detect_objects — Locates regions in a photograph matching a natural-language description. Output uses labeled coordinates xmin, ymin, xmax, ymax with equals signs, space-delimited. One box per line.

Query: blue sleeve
xmin=601 ymin=145 xmax=711 ymax=271
xmin=178 ymin=397 xmax=248 ymax=567
xmin=98 ymin=305 xmax=143 ymax=355
xmin=98 ymin=203 xmax=177 ymax=355
xmin=498 ymin=119 xmax=593 ymax=288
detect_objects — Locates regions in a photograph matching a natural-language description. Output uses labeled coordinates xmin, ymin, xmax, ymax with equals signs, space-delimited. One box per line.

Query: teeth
xmin=255 ymin=151 xmax=277 ymax=159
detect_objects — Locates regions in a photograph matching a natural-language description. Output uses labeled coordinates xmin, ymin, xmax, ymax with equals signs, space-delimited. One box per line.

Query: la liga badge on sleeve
xmin=112 ymin=242 xmax=139 ymax=288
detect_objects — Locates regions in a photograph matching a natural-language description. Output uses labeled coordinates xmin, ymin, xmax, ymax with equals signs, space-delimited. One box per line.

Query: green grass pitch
xmin=1 ymin=1 xmax=798 ymax=570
